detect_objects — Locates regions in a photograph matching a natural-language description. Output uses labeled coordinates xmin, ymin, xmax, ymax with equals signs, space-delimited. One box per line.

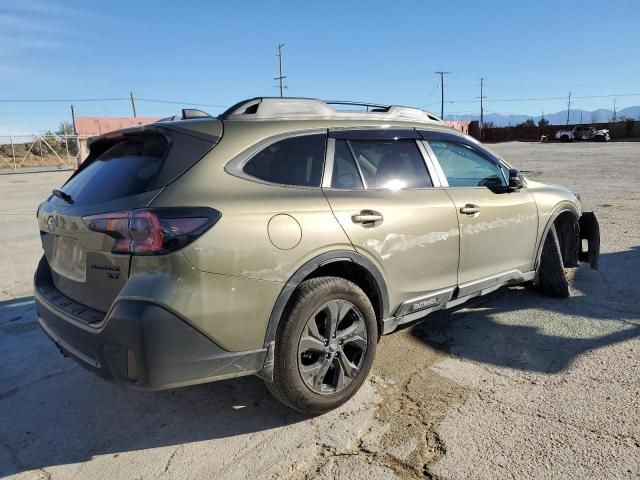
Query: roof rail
xmin=219 ymin=97 xmax=443 ymax=123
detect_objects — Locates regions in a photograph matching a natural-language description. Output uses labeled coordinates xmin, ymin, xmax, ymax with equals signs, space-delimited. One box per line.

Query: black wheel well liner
xmin=263 ymin=251 xmax=389 ymax=347
xmin=534 ymin=205 xmax=579 ymax=279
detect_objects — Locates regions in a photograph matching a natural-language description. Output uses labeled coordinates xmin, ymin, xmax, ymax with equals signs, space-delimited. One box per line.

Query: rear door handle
xmin=460 ymin=204 xmax=480 ymax=215
xmin=352 ymin=211 xmax=383 ymax=225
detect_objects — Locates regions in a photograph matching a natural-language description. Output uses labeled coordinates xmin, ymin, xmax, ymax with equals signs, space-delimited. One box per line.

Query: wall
xmin=482 ymin=120 xmax=640 ymax=142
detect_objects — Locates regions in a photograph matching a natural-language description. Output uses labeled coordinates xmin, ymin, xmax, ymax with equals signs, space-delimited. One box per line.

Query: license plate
xmin=50 ymin=236 xmax=87 ymax=282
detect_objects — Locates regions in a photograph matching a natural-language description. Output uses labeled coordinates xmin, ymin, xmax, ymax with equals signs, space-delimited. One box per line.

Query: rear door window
xmin=348 ymin=140 xmax=432 ymax=190
xmin=243 ymin=134 xmax=326 ymax=187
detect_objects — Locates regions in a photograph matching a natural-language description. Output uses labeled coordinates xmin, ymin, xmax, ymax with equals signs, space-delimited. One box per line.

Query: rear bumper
xmin=34 ymin=258 xmax=267 ymax=390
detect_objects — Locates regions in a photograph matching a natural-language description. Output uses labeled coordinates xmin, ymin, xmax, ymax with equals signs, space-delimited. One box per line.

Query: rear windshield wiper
xmin=52 ymin=189 xmax=74 ymax=204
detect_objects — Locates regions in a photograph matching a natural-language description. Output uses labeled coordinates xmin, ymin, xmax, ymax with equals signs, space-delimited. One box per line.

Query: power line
xmin=1 ymin=92 xmax=639 ymax=108
xmin=136 ymin=98 xmax=227 ymax=108
xmin=434 ymin=71 xmax=451 ymax=118
xmin=566 ymin=91 xmax=571 ymax=125
xmin=426 ymin=92 xmax=640 ymax=105
xmin=0 ymin=97 xmax=227 ymax=108
xmin=0 ymin=98 xmax=129 ymax=103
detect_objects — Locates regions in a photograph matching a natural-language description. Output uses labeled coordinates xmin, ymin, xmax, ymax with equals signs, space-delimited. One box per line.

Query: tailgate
xmin=36 ymin=122 xmax=220 ymax=313
xmin=38 ymin=196 xmax=153 ymax=313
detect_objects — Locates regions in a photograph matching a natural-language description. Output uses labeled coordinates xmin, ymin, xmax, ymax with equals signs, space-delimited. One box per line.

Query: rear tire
xmin=537 ymin=225 xmax=570 ymax=298
xmin=265 ymin=276 xmax=377 ymax=415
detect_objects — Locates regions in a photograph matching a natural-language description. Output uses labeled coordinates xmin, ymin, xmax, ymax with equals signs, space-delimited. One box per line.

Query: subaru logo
xmin=47 ymin=216 xmax=56 ymax=232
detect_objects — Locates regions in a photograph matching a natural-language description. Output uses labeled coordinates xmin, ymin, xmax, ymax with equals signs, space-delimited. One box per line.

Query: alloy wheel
xmin=297 ymin=299 xmax=368 ymax=395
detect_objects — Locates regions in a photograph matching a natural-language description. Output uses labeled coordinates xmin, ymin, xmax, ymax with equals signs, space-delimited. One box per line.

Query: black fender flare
xmin=257 ymin=250 xmax=389 ymax=382
xmin=533 ymin=204 xmax=579 ymax=281
xmin=262 ymin=250 xmax=389 ymax=348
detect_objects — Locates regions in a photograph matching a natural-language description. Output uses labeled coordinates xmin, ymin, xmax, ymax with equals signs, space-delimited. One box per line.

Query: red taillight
xmin=83 ymin=208 xmax=220 ymax=255
xmin=129 ymin=210 xmax=164 ymax=253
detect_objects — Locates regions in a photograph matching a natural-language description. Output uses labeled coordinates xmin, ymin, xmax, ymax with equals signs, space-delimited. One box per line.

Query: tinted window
xmin=59 ymin=136 xmax=167 ymax=205
xmin=348 ymin=140 xmax=431 ymax=189
xmin=428 ymin=140 xmax=506 ymax=188
xmin=243 ymin=134 xmax=326 ymax=187
xmin=331 ymin=140 xmax=364 ymax=189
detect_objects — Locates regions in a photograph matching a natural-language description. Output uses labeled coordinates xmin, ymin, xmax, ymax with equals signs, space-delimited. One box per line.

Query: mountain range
xmin=445 ymin=106 xmax=640 ymax=127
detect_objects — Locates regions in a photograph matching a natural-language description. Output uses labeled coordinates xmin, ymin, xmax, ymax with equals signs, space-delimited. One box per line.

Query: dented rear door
xmin=321 ymin=130 xmax=459 ymax=308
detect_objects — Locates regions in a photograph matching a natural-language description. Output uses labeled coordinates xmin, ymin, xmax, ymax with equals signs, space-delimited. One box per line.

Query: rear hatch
xmin=37 ymin=120 xmax=221 ymax=313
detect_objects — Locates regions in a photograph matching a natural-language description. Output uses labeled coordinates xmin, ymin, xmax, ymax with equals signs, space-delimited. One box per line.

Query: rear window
xmin=243 ymin=134 xmax=326 ymax=187
xmin=57 ymin=128 xmax=217 ymax=206
xmin=59 ymin=136 xmax=167 ymax=205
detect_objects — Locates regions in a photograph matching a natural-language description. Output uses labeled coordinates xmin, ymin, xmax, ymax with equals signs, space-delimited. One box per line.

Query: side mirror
xmin=508 ymin=169 xmax=524 ymax=190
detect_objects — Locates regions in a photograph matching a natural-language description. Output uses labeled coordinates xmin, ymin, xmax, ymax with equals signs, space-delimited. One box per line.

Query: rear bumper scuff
xmin=34 ymin=257 xmax=266 ymax=390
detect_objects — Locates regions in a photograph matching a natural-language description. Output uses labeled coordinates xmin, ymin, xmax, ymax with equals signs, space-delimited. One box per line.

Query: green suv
xmin=35 ymin=97 xmax=599 ymax=414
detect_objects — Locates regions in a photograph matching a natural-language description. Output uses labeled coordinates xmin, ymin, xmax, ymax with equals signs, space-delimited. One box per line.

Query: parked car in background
xmin=555 ymin=126 xmax=610 ymax=142
xmin=34 ymin=97 xmax=600 ymax=414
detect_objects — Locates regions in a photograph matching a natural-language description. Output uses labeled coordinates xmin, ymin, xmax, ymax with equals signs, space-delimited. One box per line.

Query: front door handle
xmin=352 ymin=210 xmax=383 ymax=225
xmin=460 ymin=204 xmax=480 ymax=215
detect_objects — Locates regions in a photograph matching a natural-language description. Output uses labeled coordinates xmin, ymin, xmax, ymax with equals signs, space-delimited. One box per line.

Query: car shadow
xmin=410 ymin=248 xmax=640 ymax=374
xmin=0 ymin=296 xmax=308 ymax=477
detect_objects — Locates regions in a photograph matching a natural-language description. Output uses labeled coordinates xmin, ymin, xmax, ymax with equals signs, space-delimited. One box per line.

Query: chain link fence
xmin=0 ymin=133 xmax=89 ymax=172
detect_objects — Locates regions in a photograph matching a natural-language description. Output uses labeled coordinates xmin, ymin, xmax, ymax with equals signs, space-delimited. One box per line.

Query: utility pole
xmin=434 ymin=71 xmax=450 ymax=118
xmin=70 ymin=104 xmax=78 ymax=135
xmin=130 ymin=91 xmax=137 ymax=118
xmin=70 ymin=104 xmax=81 ymax=167
xmin=612 ymin=98 xmax=617 ymax=122
xmin=274 ymin=43 xmax=287 ymax=97
xmin=9 ymin=121 xmax=16 ymax=169
xmin=478 ymin=77 xmax=486 ymax=140
xmin=566 ymin=91 xmax=571 ymax=125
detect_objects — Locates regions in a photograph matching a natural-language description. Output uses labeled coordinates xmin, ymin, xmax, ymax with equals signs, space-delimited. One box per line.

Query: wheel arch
xmin=262 ymin=250 xmax=390 ymax=350
xmin=534 ymin=204 xmax=579 ymax=280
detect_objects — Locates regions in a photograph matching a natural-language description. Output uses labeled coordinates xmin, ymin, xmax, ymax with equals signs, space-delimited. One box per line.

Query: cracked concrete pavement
xmin=1 ymin=141 xmax=639 ymax=479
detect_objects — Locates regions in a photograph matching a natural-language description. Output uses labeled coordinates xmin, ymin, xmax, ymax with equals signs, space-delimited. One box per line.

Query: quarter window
xmin=331 ymin=140 xmax=364 ymax=189
xmin=428 ymin=140 xmax=506 ymax=188
xmin=338 ymin=140 xmax=431 ymax=190
xmin=243 ymin=134 xmax=326 ymax=187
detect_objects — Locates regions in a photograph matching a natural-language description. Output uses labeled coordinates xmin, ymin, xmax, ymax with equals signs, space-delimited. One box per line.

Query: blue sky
xmin=1 ymin=0 xmax=639 ymax=134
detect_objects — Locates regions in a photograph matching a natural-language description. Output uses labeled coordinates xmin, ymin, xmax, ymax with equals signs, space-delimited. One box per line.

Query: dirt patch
xmin=358 ymin=325 xmax=472 ymax=479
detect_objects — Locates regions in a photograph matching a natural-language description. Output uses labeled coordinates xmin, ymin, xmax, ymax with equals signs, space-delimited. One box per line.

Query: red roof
xmin=75 ymin=117 xmax=160 ymax=137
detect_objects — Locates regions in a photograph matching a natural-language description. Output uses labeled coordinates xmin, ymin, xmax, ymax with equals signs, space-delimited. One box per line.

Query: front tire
xmin=537 ymin=225 xmax=570 ymax=298
xmin=265 ymin=276 xmax=377 ymax=415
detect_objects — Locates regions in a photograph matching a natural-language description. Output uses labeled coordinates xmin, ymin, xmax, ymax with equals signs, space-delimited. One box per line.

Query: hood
xmin=525 ymin=179 xmax=582 ymax=215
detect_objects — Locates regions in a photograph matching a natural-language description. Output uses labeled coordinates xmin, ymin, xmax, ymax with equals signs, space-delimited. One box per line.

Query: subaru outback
xmin=35 ymin=97 xmax=600 ymax=414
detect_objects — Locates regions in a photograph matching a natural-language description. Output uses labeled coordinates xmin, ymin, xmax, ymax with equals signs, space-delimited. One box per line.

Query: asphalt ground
xmin=1 ymin=140 xmax=638 ymax=479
